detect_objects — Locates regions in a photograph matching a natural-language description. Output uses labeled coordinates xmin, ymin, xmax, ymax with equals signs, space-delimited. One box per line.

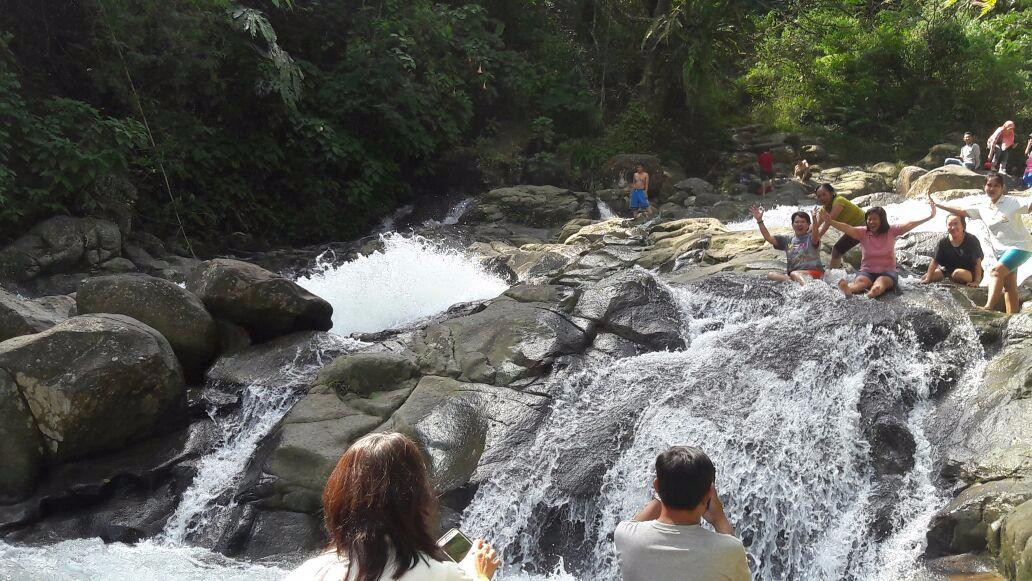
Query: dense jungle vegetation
xmin=0 ymin=0 xmax=1029 ymax=245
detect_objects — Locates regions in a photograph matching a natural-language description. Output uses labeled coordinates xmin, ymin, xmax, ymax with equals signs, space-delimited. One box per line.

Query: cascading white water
xmin=295 ymin=233 xmax=509 ymax=336
xmin=726 ymin=195 xmax=1032 ymax=284
xmin=160 ymin=334 xmax=361 ymax=544
xmin=441 ymin=197 xmax=475 ymax=225
xmin=597 ymin=200 xmax=616 ymax=220
xmin=460 ymin=279 xmax=979 ymax=580
xmin=0 ymin=539 xmax=286 ymax=581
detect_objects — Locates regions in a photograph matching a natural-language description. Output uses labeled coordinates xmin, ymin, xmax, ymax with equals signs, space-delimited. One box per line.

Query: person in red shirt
xmin=757 ymin=149 xmax=775 ymax=195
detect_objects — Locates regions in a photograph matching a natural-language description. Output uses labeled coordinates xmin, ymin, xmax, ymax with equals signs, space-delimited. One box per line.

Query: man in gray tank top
xmin=614 ymin=446 xmax=751 ymax=581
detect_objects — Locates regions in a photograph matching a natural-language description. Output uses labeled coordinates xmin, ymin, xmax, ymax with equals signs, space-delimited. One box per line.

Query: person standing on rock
xmin=286 ymin=432 xmax=501 ymax=581
xmin=615 ymin=446 xmax=750 ymax=581
xmin=944 ymin=132 xmax=981 ymax=171
xmin=987 ymin=120 xmax=1016 ymax=174
xmin=824 ymin=202 xmax=936 ymax=298
xmin=814 ymin=183 xmax=865 ymax=268
xmin=930 ymin=173 xmax=1032 ymax=313
xmin=919 ymin=213 xmax=983 ymax=287
xmin=629 ymin=164 xmax=653 ymax=218
xmin=757 ymin=149 xmax=775 ymax=195
xmin=750 ymin=205 xmax=829 ymax=284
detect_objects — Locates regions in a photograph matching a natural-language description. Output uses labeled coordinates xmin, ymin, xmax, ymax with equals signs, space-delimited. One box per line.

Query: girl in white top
xmin=285 ymin=433 xmax=500 ymax=581
xmin=931 ymin=173 xmax=1032 ymax=313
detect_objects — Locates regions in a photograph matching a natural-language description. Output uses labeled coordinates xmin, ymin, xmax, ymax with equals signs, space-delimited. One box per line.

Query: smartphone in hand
xmin=437 ymin=528 xmax=474 ymax=563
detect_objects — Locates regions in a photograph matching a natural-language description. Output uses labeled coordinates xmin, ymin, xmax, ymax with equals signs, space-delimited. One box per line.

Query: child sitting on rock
xmin=749 ymin=206 xmax=829 ymax=284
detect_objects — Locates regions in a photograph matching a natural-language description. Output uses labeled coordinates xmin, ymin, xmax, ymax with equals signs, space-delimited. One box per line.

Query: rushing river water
xmin=0 ymin=197 xmax=987 ymax=580
xmin=459 ymin=278 xmax=977 ymax=581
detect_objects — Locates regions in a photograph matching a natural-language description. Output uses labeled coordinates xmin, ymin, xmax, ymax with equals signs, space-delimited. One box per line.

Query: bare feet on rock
xmin=838 ymin=279 xmax=853 ymax=297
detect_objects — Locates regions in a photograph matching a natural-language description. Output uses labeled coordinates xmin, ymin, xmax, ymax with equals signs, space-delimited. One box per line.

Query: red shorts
xmin=794 ymin=269 xmax=824 ymax=279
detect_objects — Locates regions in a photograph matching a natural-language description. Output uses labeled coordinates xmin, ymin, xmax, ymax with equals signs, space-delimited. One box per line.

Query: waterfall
xmin=441 ymin=197 xmax=475 ymax=225
xmin=295 ymin=233 xmax=509 ymax=336
xmin=160 ymin=334 xmax=359 ymax=545
xmin=460 ymin=278 xmax=978 ymax=580
xmin=598 ymin=200 xmax=616 ymax=220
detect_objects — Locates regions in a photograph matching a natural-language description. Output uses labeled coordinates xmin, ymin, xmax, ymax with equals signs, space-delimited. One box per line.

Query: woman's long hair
xmin=323 ymin=432 xmax=445 ymax=581
xmin=864 ymin=206 xmax=890 ymax=235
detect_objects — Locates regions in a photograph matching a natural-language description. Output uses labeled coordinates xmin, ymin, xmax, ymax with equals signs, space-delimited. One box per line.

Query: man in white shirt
xmin=614 ymin=446 xmax=751 ymax=581
xmin=944 ymin=132 xmax=981 ymax=171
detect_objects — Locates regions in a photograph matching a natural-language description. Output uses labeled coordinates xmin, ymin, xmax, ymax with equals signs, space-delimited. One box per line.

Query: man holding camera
xmin=614 ymin=446 xmax=750 ymax=581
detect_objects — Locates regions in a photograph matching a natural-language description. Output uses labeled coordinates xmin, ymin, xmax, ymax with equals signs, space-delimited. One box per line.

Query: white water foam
xmin=460 ymin=279 xmax=977 ymax=580
xmin=0 ymin=538 xmax=286 ymax=581
xmin=296 ymin=233 xmax=509 ymax=336
xmin=726 ymin=195 xmax=1032 ymax=284
xmin=597 ymin=200 xmax=616 ymax=220
xmin=161 ymin=334 xmax=360 ymax=544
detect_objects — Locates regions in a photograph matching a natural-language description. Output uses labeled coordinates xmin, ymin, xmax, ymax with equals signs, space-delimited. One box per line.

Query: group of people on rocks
xmin=287 ymin=432 xmax=750 ymax=581
xmin=750 ymin=173 xmax=1031 ymax=313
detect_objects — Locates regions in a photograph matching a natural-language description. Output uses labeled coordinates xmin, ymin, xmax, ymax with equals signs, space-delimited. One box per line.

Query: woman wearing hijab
xmin=987 ymin=120 xmax=1016 ymax=174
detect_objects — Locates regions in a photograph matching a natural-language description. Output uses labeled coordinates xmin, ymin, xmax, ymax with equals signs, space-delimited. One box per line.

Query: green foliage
xmin=0 ymin=42 xmax=147 ymax=228
xmin=745 ymin=2 xmax=1031 ymax=150
xmin=0 ymin=0 xmax=1028 ymax=246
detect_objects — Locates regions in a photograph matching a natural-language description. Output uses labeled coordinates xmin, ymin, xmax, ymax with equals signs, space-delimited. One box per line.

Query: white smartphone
xmin=437 ymin=528 xmax=474 ymax=563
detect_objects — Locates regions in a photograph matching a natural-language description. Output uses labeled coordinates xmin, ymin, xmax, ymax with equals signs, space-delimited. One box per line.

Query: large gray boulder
xmin=830 ymin=170 xmax=887 ymax=199
xmin=186 ymin=259 xmax=332 ymax=342
xmin=77 ymin=275 xmax=218 ymax=380
xmin=412 ymin=296 xmax=589 ymax=386
xmin=0 ymin=314 xmax=184 ymax=463
xmin=313 ymin=351 xmax=419 ymax=396
xmin=0 ymin=289 xmax=76 ymax=342
xmin=0 ymin=216 xmax=121 ymax=283
xmin=927 ymin=323 xmax=1032 ymax=575
xmin=0 ymin=370 xmax=45 ymax=502
xmin=468 ymin=186 xmax=590 ymax=228
xmin=918 ymin=143 xmax=958 ymax=169
xmin=907 ymin=166 xmax=986 ymax=198
xmin=894 ymin=166 xmax=928 ymax=197
xmin=575 ymin=269 xmax=686 ymax=351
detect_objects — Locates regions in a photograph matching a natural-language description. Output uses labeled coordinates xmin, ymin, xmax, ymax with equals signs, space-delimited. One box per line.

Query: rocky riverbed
xmin=1 ymin=134 xmax=1031 ymax=580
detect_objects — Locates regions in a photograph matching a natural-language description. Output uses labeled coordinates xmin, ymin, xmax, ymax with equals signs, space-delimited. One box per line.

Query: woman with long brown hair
xmin=286 ymin=432 xmax=500 ymax=581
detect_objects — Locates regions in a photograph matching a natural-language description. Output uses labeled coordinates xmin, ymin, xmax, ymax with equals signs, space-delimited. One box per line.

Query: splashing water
xmin=726 ymin=195 xmax=1032 ymax=284
xmin=161 ymin=333 xmax=360 ymax=545
xmin=441 ymin=197 xmax=475 ymax=225
xmin=296 ymin=233 xmax=509 ymax=336
xmin=597 ymin=200 xmax=616 ymax=220
xmin=461 ymin=278 xmax=978 ymax=580
xmin=0 ymin=538 xmax=286 ymax=581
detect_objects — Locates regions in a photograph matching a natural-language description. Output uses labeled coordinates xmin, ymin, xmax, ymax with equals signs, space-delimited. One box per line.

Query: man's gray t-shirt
xmin=614 ymin=520 xmax=751 ymax=581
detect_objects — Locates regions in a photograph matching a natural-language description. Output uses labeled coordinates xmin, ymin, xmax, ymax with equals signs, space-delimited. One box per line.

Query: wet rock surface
xmin=186 ymin=259 xmax=333 ymax=342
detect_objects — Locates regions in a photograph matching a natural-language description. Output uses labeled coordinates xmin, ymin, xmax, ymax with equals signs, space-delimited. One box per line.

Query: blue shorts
xmin=630 ymin=188 xmax=649 ymax=209
xmin=999 ymin=249 xmax=1032 ymax=272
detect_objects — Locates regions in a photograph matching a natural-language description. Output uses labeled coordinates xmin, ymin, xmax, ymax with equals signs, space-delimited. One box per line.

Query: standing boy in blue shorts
xmin=630 ymin=164 xmax=653 ymax=218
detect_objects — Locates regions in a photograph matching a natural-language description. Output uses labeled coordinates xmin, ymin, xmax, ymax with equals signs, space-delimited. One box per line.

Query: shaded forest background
xmin=0 ymin=0 xmax=1029 ymax=245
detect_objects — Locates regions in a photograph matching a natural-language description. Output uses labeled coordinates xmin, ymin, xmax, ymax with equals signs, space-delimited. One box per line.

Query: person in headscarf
xmin=987 ymin=120 xmax=1016 ymax=173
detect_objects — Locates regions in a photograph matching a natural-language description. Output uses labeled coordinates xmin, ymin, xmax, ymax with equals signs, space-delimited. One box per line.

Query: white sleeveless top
xmin=284 ymin=551 xmax=475 ymax=581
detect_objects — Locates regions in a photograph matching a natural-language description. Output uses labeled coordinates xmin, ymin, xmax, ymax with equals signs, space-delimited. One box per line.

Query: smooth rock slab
xmin=0 ymin=314 xmax=184 ymax=463
xmin=0 ymin=370 xmax=45 ymax=502
xmin=0 ymin=289 xmax=75 ymax=342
